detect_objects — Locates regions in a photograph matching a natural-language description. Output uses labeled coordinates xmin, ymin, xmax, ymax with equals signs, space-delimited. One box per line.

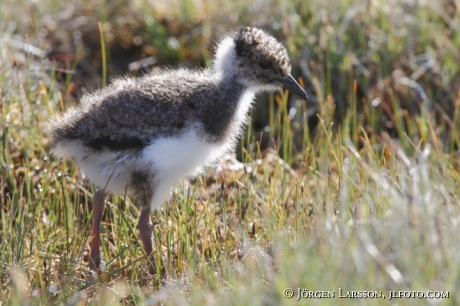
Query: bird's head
xmin=214 ymin=27 xmax=308 ymax=101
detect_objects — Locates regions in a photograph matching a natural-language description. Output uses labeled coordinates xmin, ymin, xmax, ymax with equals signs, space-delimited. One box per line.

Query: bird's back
xmin=48 ymin=68 xmax=220 ymax=156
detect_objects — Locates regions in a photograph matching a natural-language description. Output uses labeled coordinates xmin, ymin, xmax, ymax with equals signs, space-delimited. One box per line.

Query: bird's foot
xmin=146 ymin=254 xmax=167 ymax=279
xmin=88 ymin=255 xmax=105 ymax=272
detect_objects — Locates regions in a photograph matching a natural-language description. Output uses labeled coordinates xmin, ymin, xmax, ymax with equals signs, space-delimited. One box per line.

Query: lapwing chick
xmin=47 ymin=27 xmax=308 ymax=276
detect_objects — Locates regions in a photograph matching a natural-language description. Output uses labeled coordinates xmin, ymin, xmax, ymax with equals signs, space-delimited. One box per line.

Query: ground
xmin=1 ymin=0 xmax=460 ymax=305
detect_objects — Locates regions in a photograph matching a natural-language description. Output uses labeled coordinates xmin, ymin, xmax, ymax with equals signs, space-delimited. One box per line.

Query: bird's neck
xmin=214 ymin=36 xmax=238 ymax=79
xmin=213 ymin=73 xmax=251 ymax=114
xmin=213 ymin=37 xmax=248 ymax=86
xmin=212 ymin=35 xmax=252 ymax=105
xmin=197 ymin=70 xmax=254 ymax=143
xmin=198 ymin=35 xmax=255 ymax=143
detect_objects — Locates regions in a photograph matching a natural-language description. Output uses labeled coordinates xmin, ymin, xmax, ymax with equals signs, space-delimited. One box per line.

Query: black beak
xmin=280 ymin=75 xmax=309 ymax=101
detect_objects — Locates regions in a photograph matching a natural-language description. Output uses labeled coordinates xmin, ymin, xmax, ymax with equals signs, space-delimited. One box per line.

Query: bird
xmin=47 ymin=26 xmax=309 ymax=276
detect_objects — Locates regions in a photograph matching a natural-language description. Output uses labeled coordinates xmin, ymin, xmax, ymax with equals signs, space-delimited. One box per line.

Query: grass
xmin=1 ymin=0 xmax=460 ymax=305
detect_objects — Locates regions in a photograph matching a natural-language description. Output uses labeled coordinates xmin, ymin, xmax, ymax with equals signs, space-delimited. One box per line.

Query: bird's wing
xmin=69 ymin=85 xmax=193 ymax=151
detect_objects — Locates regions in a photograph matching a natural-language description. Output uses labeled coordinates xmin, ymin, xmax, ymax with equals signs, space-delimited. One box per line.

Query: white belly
xmin=142 ymin=126 xmax=232 ymax=210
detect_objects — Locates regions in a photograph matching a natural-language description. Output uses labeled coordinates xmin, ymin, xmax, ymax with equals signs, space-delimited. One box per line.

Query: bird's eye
xmin=259 ymin=61 xmax=272 ymax=69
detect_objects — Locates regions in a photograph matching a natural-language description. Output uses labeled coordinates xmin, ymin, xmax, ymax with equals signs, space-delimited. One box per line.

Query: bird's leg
xmin=89 ymin=188 xmax=108 ymax=271
xmin=138 ymin=207 xmax=159 ymax=276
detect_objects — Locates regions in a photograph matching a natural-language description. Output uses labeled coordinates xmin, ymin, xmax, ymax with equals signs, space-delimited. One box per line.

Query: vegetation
xmin=1 ymin=0 xmax=459 ymax=305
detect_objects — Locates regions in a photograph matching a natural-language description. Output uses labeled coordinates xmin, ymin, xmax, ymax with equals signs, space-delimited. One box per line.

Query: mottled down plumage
xmin=47 ymin=26 xmax=308 ymax=275
xmin=49 ymin=69 xmax=238 ymax=151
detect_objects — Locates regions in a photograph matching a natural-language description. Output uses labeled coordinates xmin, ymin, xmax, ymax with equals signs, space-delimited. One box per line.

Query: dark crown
xmin=233 ymin=27 xmax=291 ymax=77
